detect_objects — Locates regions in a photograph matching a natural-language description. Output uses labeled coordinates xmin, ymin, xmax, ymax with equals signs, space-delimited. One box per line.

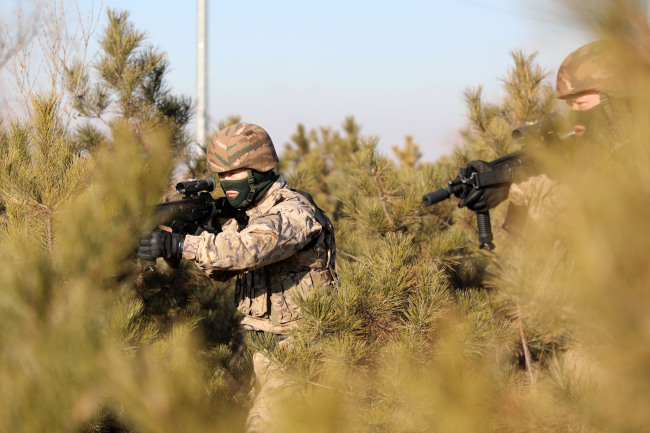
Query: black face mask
xmin=219 ymin=170 xmax=278 ymax=209
xmin=568 ymin=100 xmax=618 ymax=152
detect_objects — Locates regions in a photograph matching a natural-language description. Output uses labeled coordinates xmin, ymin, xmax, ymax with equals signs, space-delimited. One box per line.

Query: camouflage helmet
xmin=556 ymin=40 xmax=617 ymax=99
xmin=206 ymin=123 xmax=279 ymax=174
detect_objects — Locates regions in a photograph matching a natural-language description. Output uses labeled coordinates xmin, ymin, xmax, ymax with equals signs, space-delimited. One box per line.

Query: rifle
xmin=422 ymin=114 xmax=574 ymax=250
xmin=142 ymin=176 xmax=248 ymax=268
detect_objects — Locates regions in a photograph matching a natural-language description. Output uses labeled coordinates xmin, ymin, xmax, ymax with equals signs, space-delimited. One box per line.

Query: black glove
xmin=457 ymin=160 xmax=510 ymax=213
xmin=137 ymin=229 xmax=185 ymax=261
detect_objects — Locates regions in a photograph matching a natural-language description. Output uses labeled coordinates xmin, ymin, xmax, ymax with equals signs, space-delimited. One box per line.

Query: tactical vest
xmin=234 ymin=186 xmax=337 ymax=333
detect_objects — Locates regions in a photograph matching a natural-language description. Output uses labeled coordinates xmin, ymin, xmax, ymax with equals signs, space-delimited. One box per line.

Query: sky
xmin=22 ymin=0 xmax=595 ymax=162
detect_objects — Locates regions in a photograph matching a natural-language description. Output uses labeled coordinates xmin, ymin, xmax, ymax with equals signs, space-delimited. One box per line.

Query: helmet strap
xmin=238 ymin=169 xmax=257 ymax=209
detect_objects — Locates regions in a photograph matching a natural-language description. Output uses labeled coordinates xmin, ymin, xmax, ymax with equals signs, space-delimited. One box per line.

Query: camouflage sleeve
xmin=182 ymin=201 xmax=321 ymax=272
xmin=508 ymin=174 xmax=571 ymax=222
xmin=204 ymin=269 xmax=239 ymax=282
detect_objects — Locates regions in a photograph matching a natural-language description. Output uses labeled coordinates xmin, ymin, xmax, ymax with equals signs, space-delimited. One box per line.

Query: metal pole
xmin=196 ymin=0 xmax=208 ymax=149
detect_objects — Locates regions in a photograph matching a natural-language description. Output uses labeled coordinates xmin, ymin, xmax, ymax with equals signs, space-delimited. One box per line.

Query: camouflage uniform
xmin=508 ymin=174 xmax=571 ymax=234
xmin=182 ymin=174 xmax=337 ymax=333
xmin=183 ymin=123 xmax=336 ymax=432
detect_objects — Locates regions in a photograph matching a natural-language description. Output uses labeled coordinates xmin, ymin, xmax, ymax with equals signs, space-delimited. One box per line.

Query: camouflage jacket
xmin=507 ymin=173 xmax=573 ymax=236
xmin=182 ymin=176 xmax=337 ymax=333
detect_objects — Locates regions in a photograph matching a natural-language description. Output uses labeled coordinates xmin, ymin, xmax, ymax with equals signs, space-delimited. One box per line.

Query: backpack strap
xmin=291 ymin=189 xmax=336 ymax=270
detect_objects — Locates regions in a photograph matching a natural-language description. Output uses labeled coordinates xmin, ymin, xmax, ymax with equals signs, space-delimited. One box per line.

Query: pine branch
xmin=376 ymin=185 xmax=395 ymax=229
xmin=517 ymin=312 xmax=536 ymax=384
xmin=338 ymin=250 xmax=363 ymax=263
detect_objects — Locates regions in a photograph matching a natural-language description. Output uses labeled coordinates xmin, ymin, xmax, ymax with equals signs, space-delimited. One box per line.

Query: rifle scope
xmin=176 ymin=176 xmax=216 ymax=196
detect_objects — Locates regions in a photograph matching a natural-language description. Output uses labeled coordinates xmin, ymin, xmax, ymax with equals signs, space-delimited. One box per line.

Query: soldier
xmin=137 ymin=123 xmax=337 ymax=432
xmin=462 ymin=40 xmax=624 ymax=230
xmin=555 ymin=40 xmax=622 ymax=144
xmin=507 ymin=40 xmax=624 ymax=227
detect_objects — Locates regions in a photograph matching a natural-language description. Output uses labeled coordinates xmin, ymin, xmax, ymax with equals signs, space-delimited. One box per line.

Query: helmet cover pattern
xmin=556 ymin=40 xmax=618 ymax=99
xmin=207 ymin=123 xmax=279 ymax=174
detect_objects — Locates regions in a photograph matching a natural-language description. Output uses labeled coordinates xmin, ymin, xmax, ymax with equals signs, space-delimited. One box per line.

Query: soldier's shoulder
xmin=277 ymin=186 xmax=318 ymax=212
xmin=252 ymin=181 xmax=314 ymax=215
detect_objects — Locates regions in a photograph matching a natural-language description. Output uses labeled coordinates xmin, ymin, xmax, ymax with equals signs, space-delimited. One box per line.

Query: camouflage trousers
xmin=245 ymin=337 xmax=292 ymax=433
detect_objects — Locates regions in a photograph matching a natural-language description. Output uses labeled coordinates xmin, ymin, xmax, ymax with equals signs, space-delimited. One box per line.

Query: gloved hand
xmin=457 ymin=160 xmax=510 ymax=213
xmin=137 ymin=229 xmax=185 ymax=261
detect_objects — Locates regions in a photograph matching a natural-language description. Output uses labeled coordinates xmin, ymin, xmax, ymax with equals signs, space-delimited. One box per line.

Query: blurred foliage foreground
xmin=3 ymin=4 xmax=650 ymax=433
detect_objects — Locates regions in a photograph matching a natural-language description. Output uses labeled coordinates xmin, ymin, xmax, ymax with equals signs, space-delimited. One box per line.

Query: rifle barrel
xmin=422 ymin=187 xmax=452 ymax=206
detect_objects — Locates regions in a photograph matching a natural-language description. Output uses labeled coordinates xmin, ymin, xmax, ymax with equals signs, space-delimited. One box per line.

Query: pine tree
xmin=0 ymin=94 xmax=91 ymax=251
xmin=0 ymin=9 xmax=250 ymax=432
xmin=65 ymin=9 xmax=193 ymax=157
xmin=392 ymin=135 xmax=422 ymax=169
xmin=281 ymin=116 xmax=362 ymax=218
